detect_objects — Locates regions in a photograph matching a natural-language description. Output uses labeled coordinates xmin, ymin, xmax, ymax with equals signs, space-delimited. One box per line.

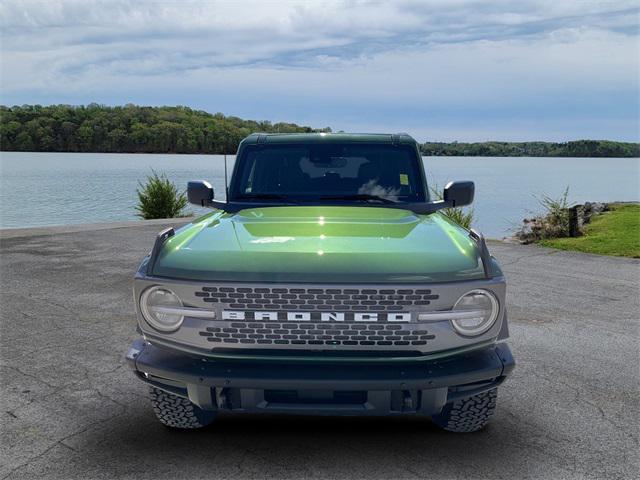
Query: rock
xmin=581 ymin=202 xmax=608 ymax=224
xmin=512 ymin=202 xmax=611 ymax=242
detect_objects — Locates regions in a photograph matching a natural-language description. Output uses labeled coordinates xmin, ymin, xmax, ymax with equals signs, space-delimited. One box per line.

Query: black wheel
xmin=431 ymin=388 xmax=497 ymax=432
xmin=149 ymin=387 xmax=216 ymax=429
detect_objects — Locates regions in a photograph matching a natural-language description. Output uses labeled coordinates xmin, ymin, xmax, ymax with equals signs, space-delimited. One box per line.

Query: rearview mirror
xmin=187 ymin=181 xmax=214 ymax=206
xmin=443 ymin=181 xmax=474 ymax=207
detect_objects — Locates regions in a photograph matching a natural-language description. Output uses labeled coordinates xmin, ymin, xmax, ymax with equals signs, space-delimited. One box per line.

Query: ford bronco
xmin=126 ymin=133 xmax=515 ymax=432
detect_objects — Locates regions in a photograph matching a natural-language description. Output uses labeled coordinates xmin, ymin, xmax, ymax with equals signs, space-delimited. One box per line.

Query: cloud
xmin=1 ymin=0 xmax=638 ymax=141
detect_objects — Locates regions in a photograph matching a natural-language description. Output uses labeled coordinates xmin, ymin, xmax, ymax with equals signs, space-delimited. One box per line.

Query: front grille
xmin=196 ymin=287 xmax=439 ymax=311
xmin=191 ymin=284 xmax=441 ymax=352
xmin=198 ymin=321 xmax=435 ymax=347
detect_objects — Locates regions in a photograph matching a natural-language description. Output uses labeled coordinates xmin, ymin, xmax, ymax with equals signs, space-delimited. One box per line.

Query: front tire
xmin=149 ymin=387 xmax=216 ymax=429
xmin=431 ymin=388 xmax=497 ymax=432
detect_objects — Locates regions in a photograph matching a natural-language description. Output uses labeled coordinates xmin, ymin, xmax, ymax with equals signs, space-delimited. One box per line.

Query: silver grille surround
xmin=134 ymin=278 xmax=506 ymax=355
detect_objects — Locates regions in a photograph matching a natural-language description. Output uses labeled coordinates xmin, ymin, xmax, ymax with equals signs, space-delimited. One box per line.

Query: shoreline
xmin=3 ymin=201 xmax=639 ymax=240
xmin=0 ymin=218 xmax=516 ymax=243
xmin=1 ymin=150 xmax=639 ymax=159
xmin=0 ymin=217 xmax=195 ymax=239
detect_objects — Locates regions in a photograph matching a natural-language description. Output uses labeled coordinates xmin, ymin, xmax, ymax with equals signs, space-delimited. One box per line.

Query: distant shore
xmin=1 ymin=104 xmax=638 ymax=158
xmin=419 ymin=140 xmax=640 ymax=158
xmin=1 ymin=151 xmax=638 ymax=159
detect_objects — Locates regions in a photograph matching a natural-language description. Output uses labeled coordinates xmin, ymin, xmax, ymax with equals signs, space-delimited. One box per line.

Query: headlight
xmin=140 ymin=286 xmax=184 ymax=332
xmin=450 ymin=289 xmax=499 ymax=336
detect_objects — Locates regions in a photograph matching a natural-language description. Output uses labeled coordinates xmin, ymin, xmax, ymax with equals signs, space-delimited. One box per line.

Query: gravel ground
xmin=1 ymin=220 xmax=638 ymax=480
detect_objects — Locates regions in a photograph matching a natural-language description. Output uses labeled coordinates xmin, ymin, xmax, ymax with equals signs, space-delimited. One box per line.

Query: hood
xmin=151 ymin=206 xmax=486 ymax=283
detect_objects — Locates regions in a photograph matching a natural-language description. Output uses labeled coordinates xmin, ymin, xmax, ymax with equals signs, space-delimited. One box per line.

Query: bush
xmin=429 ymin=183 xmax=474 ymax=229
xmin=515 ymin=186 xmax=572 ymax=242
xmin=136 ymin=170 xmax=188 ymax=219
xmin=534 ymin=186 xmax=571 ymax=237
xmin=439 ymin=205 xmax=474 ymax=230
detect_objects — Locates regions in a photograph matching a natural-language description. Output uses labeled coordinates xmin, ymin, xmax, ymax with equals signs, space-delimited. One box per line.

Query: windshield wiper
xmin=235 ymin=194 xmax=288 ymax=200
xmin=319 ymin=194 xmax=398 ymax=204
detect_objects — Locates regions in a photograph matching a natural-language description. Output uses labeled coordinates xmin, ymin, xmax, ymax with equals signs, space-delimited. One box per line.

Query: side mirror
xmin=187 ymin=181 xmax=214 ymax=206
xmin=443 ymin=181 xmax=474 ymax=207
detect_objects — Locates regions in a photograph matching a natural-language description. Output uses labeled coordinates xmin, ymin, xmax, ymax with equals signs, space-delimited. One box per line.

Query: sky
xmin=1 ymin=0 xmax=639 ymax=142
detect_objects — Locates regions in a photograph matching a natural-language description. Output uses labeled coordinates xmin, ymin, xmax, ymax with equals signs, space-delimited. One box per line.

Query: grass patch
xmin=539 ymin=204 xmax=640 ymax=258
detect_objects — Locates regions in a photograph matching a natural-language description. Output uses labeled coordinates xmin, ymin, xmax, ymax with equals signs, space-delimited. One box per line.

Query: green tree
xmin=1 ymin=104 xmax=637 ymax=157
xmin=136 ymin=170 xmax=189 ymax=219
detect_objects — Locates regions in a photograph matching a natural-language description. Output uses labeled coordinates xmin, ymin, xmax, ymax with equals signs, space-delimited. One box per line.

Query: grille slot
xmin=198 ymin=321 xmax=435 ymax=347
xmin=197 ymin=287 xmax=439 ymax=311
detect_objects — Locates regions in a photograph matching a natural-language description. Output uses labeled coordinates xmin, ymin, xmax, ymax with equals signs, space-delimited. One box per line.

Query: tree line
xmin=0 ymin=104 xmax=330 ymax=154
xmin=1 ymin=104 xmax=638 ymax=157
xmin=419 ymin=140 xmax=639 ymax=158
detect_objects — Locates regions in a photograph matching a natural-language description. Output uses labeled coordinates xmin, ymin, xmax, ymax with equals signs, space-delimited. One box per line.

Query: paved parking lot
xmin=1 ymin=220 xmax=638 ymax=479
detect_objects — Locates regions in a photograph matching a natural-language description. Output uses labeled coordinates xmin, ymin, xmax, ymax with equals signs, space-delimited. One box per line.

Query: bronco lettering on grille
xmin=221 ymin=311 xmax=411 ymax=322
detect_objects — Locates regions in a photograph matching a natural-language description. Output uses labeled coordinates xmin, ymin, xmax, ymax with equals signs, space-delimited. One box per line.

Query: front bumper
xmin=126 ymin=338 xmax=515 ymax=416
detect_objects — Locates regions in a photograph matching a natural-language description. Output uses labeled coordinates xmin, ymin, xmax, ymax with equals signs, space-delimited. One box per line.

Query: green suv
xmin=126 ymin=132 xmax=514 ymax=432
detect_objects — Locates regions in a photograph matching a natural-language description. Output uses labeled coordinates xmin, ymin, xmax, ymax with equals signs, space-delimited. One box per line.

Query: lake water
xmin=1 ymin=152 xmax=638 ymax=237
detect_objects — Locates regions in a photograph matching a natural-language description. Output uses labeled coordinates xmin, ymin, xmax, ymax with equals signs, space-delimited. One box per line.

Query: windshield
xmin=230 ymin=144 xmax=426 ymax=203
